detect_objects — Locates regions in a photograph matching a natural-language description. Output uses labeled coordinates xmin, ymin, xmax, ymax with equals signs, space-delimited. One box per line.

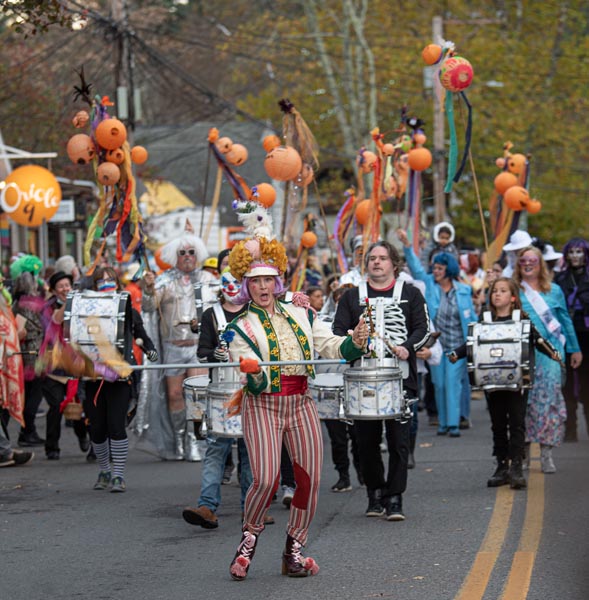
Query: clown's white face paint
xmin=221 ymin=270 xmax=242 ymax=305
xmin=568 ymin=247 xmax=585 ymax=269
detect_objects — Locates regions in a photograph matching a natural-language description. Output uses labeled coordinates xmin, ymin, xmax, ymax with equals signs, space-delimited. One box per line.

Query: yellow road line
xmin=455 ymin=485 xmax=515 ymax=600
xmin=500 ymin=444 xmax=544 ymax=600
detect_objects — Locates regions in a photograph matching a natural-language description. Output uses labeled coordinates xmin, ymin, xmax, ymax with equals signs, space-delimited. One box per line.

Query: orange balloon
xmin=96 ymin=162 xmax=121 ymax=186
xmin=264 ymin=146 xmax=302 ymax=181
xmin=131 ymin=145 xmax=148 ymax=164
xmin=422 ymin=44 xmax=443 ymax=65
xmin=494 ymin=171 xmax=518 ymax=195
xmin=262 ymin=135 xmax=281 ymax=153
xmin=507 ymin=153 xmax=526 ymax=176
xmin=95 ymin=118 xmax=127 ymax=150
xmin=155 ymin=247 xmax=172 ymax=271
xmin=355 ymin=199 xmax=372 ymax=225
xmin=0 ymin=165 xmax=62 ymax=227
xmin=503 ymin=186 xmax=529 ymax=211
xmin=407 ymin=147 xmax=432 ymax=171
xmin=526 ymin=199 xmax=542 ymax=214
xmin=301 ymin=231 xmax=318 ymax=249
xmin=253 ymin=183 xmax=276 ymax=208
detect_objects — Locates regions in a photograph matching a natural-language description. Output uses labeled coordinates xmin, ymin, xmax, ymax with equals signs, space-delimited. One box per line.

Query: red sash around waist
xmin=271 ymin=375 xmax=308 ymax=396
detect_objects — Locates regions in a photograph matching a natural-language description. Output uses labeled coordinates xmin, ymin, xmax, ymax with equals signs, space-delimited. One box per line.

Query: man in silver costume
xmin=141 ymin=221 xmax=218 ymax=460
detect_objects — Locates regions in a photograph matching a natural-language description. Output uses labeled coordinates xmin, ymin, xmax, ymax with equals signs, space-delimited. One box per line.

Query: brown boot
xmin=230 ymin=530 xmax=259 ymax=581
xmin=282 ymin=534 xmax=320 ymax=577
xmin=182 ymin=506 xmax=218 ymax=529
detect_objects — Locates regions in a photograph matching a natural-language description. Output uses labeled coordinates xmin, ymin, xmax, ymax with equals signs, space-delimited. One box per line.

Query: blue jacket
xmin=403 ymin=246 xmax=475 ymax=339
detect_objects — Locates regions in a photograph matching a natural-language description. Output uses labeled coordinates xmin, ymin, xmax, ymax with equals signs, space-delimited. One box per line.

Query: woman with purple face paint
xmin=554 ymin=238 xmax=589 ymax=442
xmin=84 ymin=267 xmax=157 ymax=493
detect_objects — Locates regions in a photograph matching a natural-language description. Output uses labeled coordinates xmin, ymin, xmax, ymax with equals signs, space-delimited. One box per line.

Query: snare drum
xmin=466 ymin=320 xmax=532 ymax=391
xmin=183 ymin=375 xmax=209 ymax=421
xmin=344 ymin=366 xmax=404 ymax=419
xmin=309 ymin=374 xmax=344 ymax=420
xmin=205 ymin=382 xmax=243 ymax=438
xmin=63 ymin=291 xmax=132 ymax=363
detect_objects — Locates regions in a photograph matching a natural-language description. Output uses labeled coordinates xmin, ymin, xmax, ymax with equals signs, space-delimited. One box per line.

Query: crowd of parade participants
xmin=1 ymin=219 xmax=587 ymax=580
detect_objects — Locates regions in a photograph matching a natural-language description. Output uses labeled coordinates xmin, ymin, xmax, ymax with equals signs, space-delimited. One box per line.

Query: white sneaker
xmin=282 ymin=485 xmax=295 ymax=508
xmin=540 ymin=445 xmax=556 ymax=474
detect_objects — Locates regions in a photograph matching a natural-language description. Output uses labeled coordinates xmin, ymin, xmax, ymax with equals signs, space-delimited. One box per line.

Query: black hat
xmin=49 ymin=271 xmax=73 ymax=291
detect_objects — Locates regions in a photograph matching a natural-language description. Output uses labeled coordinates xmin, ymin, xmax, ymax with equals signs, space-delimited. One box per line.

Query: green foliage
xmin=0 ymin=0 xmax=73 ymax=36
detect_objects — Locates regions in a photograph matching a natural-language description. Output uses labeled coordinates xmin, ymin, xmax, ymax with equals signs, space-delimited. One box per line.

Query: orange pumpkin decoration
xmin=382 ymin=143 xmax=395 ymax=156
xmin=131 ymin=145 xmax=148 ymax=165
xmin=422 ymin=44 xmax=443 ymax=65
xmin=503 ymin=186 xmax=529 ymax=211
xmin=95 ymin=118 xmax=127 ymax=150
xmin=155 ymin=247 xmax=172 ymax=271
xmin=413 ymin=133 xmax=427 ymax=146
xmin=359 ymin=151 xmax=377 ymax=174
xmin=355 ymin=199 xmax=372 ymax=225
xmin=215 ymin=137 xmax=233 ymax=154
xmin=264 ymin=146 xmax=302 ymax=181
xmin=262 ymin=134 xmax=281 ymax=153
xmin=96 ymin=162 xmax=121 ymax=186
xmin=507 ymin=153 xmax=526 ymax=176
xmin=495 ymin=157 xmax=506 ymax=169
xmin=494 ymin=171 xmax=518 ymax=195
xmin=72 ymin=110 xmax=90 ymax=129
xmin=106 ymin=147 xmax=125 ymax=165
xmin=252 ymin=183 xmax=276 ymax=208
xmin=407 ymin=147 xmax=432 ymax=171
xmin=301 ymin=231 xmax=318 ymax=249
xmin=295 ymin=164 xmax=314 ymax=187
xmin=526 ymin=199 xmax=542 ymax=214
xmin=66 ymin=134 xmax=96 ymax=165
xmin=225 ymin=143 xmax=248 ymax=166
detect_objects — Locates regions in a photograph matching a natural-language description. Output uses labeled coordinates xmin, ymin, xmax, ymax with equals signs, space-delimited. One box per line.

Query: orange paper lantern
xmin=422 ymin=44 xmax=443 ymax=65
xmin=355 ymin=199 xmax=372 ymax=225
xmin=407 ymin=147 xmax=432 ymax=171
xmin=264 ymin=146 xmax=302 ymax=181
xmin=155 ymin=247 xmax=172 ymax=271
xmin=96 ymin=162 xmax=121 ymax=186
xmin=253 ymin=183 xmax=276 ymax=208
xmin=106 ymin=147 xmax=125 ymax=165
xmin=301 ymin=231 xmax=318 ymax=249
xmin=225 ymin=143 xmax=248 ymax=166
xmin=0 ymin=165 xmax=62 ymax=227
xmin=413 ymin=133 xmax=427 ymax=146
xmin=67 ymin=134 xmax=96 ymax=165
xmin=95 ymin=118 xmax=127 ymax=150
xmin=495 ymin=157 xmax=506 ymax=169
xmin=215 ymin=137 xmax=233 ymax=154
xmin=526 ymin=199 xmax=542 ymax=214
xmin=503 ymin=186 xmax=529 ymax=211
xmin=262 ymin=135 xmax=281 ymax=153
xmin=131 ymin=145 xmax=148 ymax=165
xmin=494 ymin=172 xmax=518 ymax=195
xmin=507 ymin=153 xmax=526 ymax=176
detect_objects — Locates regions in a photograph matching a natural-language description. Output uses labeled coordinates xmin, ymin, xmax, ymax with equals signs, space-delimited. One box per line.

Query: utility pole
xmin=112 ymin=0 xmax=135 ymax=142
xmin=432 ymin=15 xmax=446 ymax=224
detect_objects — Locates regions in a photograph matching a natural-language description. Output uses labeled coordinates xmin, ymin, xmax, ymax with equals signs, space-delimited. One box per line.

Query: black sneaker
xmin=385 ymin=495 xmax=405 ymax=521
xmin=365 ymin=491 xmax=385 ymax=517
xmin=18 ymin=431 xmax=45 ymax=447
xmin=331 ymin=476 xmax=352 ymax=493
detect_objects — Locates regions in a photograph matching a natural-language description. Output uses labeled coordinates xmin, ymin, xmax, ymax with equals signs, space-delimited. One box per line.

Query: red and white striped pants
xmin=242 ymin=390 xmax=323 ymax=546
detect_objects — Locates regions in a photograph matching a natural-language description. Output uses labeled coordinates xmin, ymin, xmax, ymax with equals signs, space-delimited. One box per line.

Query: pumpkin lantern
xmin=252 ymin=183 xmax=276 ymax=208
xmin=413 ymin=132 xmax=427 ymax=146
xmin=72 ymin=110 xmax=90 ymax=129
xmin=503 ymin=185 xmax=529 ymax=211
xmin=130 ymin=145 xmax=148 ymax=165
xmin=262 ymin=134 xmax=281 ymax=153
xmin=215 ymin=137 xmax=233 ymax=154
xmin=225 ymin=143 xmax=248 ymax=166
xmin=105 ymin=147 xmax=125 ymax=166
xmin=66 ymin=134 xmax=96 ymax=165
xmin=495 ymin=157 xmax=506 ymax=169
xmin=439 ymin=56 xmax=474 ymax=92
xmin=96 ymin=162 xmax=121 ymax=187
xmin=494 ymin=171 xmax=518 ymax=195
xmin=355 ymin=199 xmax=372 ymax=225
xmin=264 ymin=146 xmax=302 ymax=181
xmin=359 ymin=151 xmax=377 ymax=174
xmin=526 ymin=199 xmax=542 ymax=214
xmin=407 ymin=147 xmax=432 ymax=171
xmin=422 ymin=44 xmax=443 ymax=65
xmin=95 ymin=118 xmax=127 ymax=150
xmin=506 ymin=153 xmax=527 ymax=176
xmin=301 ymin=231 xmax=318 ymax=249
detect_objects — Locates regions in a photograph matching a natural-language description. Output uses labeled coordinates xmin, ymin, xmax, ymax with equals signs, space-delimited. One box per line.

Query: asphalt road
xmin=2 ymin=397 xmax=588 ymax=600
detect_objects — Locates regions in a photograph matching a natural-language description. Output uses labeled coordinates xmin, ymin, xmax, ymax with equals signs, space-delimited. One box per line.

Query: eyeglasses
xmin=178 ymin=249 xmax=196 ymax=256
xmin=518 ymin=257 xmax=539 ymax=266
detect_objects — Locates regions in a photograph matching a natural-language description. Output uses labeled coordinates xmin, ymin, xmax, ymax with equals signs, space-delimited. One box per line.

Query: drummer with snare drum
xmin=333 ymin=240 xmax=429 ymax=522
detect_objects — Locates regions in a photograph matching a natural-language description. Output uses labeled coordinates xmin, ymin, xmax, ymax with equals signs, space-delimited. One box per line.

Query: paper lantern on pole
xmin=130 ymin=146 xmax=148 ymax=165
xmin=264 ymin=146 xmax=302 ymax=181
xmin=95 ymin=118 xmax=127 ymax=150
xmin=503 ymin=186 xmax=529 ymax=211
xmin=422 ymin=44 xmax=443 ymax=65
xmin=495 ymin=157 xmax=506 ymax=169
xmin=507 ymin=153 xmax=526 ymax=176
xmin=225 ymin=143 xmax=248 ymax=166
xmin=106 ymin=147 xmax=125 ymax=165
xmin=252 ymin=183 xmax=276 ymax=208
xmin=407 ymin=147 xmax=432 ymax=171
xmin=355 ymin=199 xmax=372 ymax=225
xmin=96 ymin=162 xmax=121 ymax=186
xmin=66 ymin=134 xmax=96 ymax=165
xmin=526 ymin=199 xmax=542 ymax=214
xmin=215 ymin=137 xmax=233 ymax=154
xmin=262 ymin=135 xmax=281 ymax=153
xmin=494 ymin=171 xmax=518 ymax=195
xmin=0 ymin=165 xmax=62 ymax=227
xmin=301 ymin=231 xmax=318 ymax=249
xmin=413 ymin=132 xmax=427 ymax=146
xmin=439 ymin=56 xmax=474 ymax=92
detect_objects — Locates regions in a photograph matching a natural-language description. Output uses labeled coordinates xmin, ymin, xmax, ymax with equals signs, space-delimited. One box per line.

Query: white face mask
xmin=221 ymin=270 xmax=241 ymax=304
xmin=567 ymin=247 xmax=585 ymax=268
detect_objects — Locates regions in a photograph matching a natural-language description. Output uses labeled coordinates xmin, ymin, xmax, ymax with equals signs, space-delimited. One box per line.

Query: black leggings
xmin=84 ymin=380 xmax=131 ymax=443
xmin=485 ymin=390 xmax=527 ymax=460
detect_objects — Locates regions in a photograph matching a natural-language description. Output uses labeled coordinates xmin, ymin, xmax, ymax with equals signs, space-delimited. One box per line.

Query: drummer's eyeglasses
xmin=518 ymin=257 xmax=539 ymax=266
xmin=178 ymin=249 xmax=196 ymax=256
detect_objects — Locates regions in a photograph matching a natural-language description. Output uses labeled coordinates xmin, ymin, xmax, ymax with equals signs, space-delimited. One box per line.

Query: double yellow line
xmin=455 ymin=443 xmax=544 ymax=600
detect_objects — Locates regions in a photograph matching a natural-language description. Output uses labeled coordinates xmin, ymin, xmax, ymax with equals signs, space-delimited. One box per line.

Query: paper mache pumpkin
xmin=96 ymin=162 xmax=121 ymax=186
xmin=66 ymin=134 xmax=96 ymax=165
xmin=95 ymin=118 xmax=127 ymax=150
xmin=264 ymin=146 xmax=302 ymax=181
xmin=131 ymin=146 xmax=148 ymax=165
xmin=225 ymin=143 xmax=248 ymax=166
xmin=106 ymin=147 xmax=125 ymax=165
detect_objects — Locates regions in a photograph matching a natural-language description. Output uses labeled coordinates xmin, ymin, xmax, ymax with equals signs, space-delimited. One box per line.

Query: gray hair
xmin=54 ymin=255 xmax=77 ymax=275
xmin=160 ymin=233 xmax=208 ymax=267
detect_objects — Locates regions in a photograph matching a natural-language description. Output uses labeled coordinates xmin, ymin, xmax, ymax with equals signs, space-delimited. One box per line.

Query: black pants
xmin=84 ymin=380 xmax=131 ymax=443
xmin=22 ymin=378 xmax=44 ymax=435
xmin=43 ymin=378 xmax=87 ymax=453
xmin=564 ymin=332 xmax=589 ymax=435
xmin=324 ymin=419 xmax=360 ymax=476
xmin=355 ymin=418 xmax=410 ymax=502
xmin=280 ymin=442 xmax=295 ymax=488
xmin=486 ymin=390 xmax=527 ymax=460
xmin=423 ymin=365 xmax=438 ymax=417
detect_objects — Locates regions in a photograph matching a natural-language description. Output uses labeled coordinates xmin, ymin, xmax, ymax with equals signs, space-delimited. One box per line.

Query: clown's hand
xmin=213 ymin=346 xmax=229 ymax=362
xmin=146 ymin=349 xmax=159 ymax=363
xmin=239 ymin=356 xmax=261 ymax=374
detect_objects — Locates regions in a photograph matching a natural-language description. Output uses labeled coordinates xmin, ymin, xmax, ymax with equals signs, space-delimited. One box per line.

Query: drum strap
xmin=483 ymin=309 xmax=521 ymax=323
xmin=213 ymin=303 xmax=228 ymax=331
xmin=358 ymin=280 xmax=404 ymax=305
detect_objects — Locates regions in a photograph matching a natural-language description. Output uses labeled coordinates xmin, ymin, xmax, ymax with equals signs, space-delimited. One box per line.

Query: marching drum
xmin=205 ymin=382 xmax=243 ymax=438
xmin=466 ymin=319 xmax=533 ymax=391
xmin=63 ymin=291 xmax=132 ymax=363
xmin=308 ymin=373 xmax=344 ymax=420
xmin=344 ymin=365 xmax=405 ymax=420
xmin=183 ymin=375 xmax=209 ymax=421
